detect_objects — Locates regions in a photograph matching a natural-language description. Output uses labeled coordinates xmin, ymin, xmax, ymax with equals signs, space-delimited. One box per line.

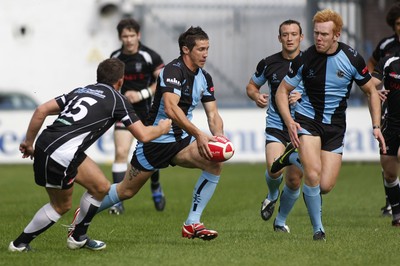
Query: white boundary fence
xmin=0 ymin=107 xmax=379 ymax=164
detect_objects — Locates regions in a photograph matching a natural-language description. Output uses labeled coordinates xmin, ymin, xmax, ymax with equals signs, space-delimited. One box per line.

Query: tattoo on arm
xmin=129 ymin=167 xmax=141 ymax=181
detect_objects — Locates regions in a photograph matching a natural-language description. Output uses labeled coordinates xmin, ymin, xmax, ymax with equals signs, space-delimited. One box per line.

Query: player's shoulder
xmin=139 ymin=43 xmax=161 ymax=57
xmin=110 ymin=48 xmax=123 ymax=59
xmin=377 ymin=34 xmax=397 ymax=48
xmin=258 ymin=52 xmax=281 ymax=66
xmin=381 ymin=54 xmax=400 ymax=69
xmin=338 ymin=42 xmax=363 ymax=59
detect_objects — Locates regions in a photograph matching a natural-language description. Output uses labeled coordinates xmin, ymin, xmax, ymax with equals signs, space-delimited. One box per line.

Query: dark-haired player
xmin=110 ymin=18 xmax=166 ymax=214
xmin=8 ymin=58 xmax=171 ymax=252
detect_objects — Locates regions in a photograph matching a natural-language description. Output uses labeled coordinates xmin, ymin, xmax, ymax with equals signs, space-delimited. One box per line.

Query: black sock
xmin=14 ymin=221 xmax=55 ymax=246
xmin=72 ymin=204 xmax=99 ymax=241
xmin=150 ymin=171 xmax=160 ymax=191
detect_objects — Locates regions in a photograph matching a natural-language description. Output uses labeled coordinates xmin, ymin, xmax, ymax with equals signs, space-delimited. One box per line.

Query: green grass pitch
xmin=1 ymin=162 xmax=398 ymax=265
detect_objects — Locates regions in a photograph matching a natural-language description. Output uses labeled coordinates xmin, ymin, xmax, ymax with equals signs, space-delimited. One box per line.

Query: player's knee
xmin=114 ymin=151 xmax=129 ymax=162
xmin=320 ymin=183 xmax=334 ymax=194
xmin=206 ymin=161 xmax=223 ymax=175
xmin=90 ymin=181 xmax=111 ymax=199
xmin=98 ymin=182 xmax=111 ymax=197
xmin=53 ymin=202 xmax=72 ymax=215
xmin=285 ymin=178 xmax=301 ymax=190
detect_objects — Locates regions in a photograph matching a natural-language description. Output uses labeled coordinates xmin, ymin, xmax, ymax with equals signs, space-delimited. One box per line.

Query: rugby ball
xmin=208 ymin=136 xmax=235 ymax=162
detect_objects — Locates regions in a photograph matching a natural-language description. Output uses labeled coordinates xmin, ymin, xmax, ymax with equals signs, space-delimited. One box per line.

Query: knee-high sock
xmin=185 ymin=171 xmax=220 ymax=225
xmin=384 ymin=177 xmax=400 ymax=220
xmin=303 ymin=184 xmax=324 ymax=233
xmin=112 ymin=163 xmax=127 ymax=184
xmin=13 ymin=203 xmax=61 ymax=247
xmin=382 ymin=170 xmax=390 ymax=206
xmin=72 ymin=191 xmax=102 ymax=241
xmin=97 ymin=183 xmax=120 ymax=213
xmin=289 ymin=152 xmax=303 ymax=172
xmin=266 ymin=171 xmax=282 ymax=201
xmin=275 ymin=184 xmax=300 ymax=226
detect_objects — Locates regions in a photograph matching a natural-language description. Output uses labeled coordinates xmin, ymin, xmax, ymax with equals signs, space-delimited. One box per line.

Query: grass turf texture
xmin=1 ymin=162 xmax=398 ymax=266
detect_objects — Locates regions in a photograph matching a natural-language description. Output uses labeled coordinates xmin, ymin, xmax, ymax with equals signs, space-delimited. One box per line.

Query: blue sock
xmin=303 ymin=184 xmax=324 ymax=233
xmin=275 ymin=184 xmax=300 ymax=226
xmin=97 ymin=184 xmax=120 ymax=213
xmin=185 ymin=171 xmax=220 ymax=225
xmin=265 ymin=171 xmax=282 ymax=201
xmin=289 ymin=152 xmax=303 ymax=171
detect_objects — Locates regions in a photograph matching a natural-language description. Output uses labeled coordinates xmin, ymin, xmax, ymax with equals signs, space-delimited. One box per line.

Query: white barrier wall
xmin=0 ymin=108 xmax=380 ymax=164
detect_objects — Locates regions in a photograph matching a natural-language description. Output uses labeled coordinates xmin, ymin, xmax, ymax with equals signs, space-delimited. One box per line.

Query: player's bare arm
xmin=202 ymin=100 xmax=224 ymax=137
xmin=20 ymin=99 xmax=60 ymax=159
xmin=164 ymin=91 xmax=213 ymax=159
xmin=127 ymin=118 xmax=171 ymax=143
xmin=275 ymin=80 xmax=301 ymax=147
xmin=246 ymin=79 xmax=268 ymax=108
xmin=360 ymin=79 xmax=387 ymax=154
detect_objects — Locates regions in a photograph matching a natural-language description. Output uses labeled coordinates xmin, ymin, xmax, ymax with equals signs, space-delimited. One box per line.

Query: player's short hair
xmin=178 ymin=26 xmax=209 ymax=55
xmin=117 ymin=18 xmax=141 ymax=37
xmin=279 ymin=19 xmax=303 ymax=35
xmin=386 ymin=3 xmax=400 ymax=30
xmin=97 ymin=58 xmax=125 ymax=86
xmin=313 ymin=8 xmax=343 ymax=35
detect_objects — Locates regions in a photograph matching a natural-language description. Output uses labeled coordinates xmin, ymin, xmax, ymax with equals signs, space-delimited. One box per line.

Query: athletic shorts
xmin=115 ymin=109 xmax=148 ymax=130
xmin=381 ymin=128 xmax=400 ymax=156
xmin=295 ymin=113 xmax=345 ymax=154
xmin=130 ymin=135 xmax=193 ymax=171
xmin=265 ymin=127 xmax=290 ymax=146
xmin=33 ymin=147 xmax=87 ymax=189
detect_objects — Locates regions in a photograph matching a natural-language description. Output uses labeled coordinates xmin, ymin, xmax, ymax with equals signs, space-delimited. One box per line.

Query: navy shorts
xmin=295 ymin=113 xmax=345 ymax=154
xmin=130 ymin=135 xmax=193 ymax=171
xmin=33 ymin=147 xmax=86 ymax=189
xmin=265 ymin=127 xmax=290 ymax=146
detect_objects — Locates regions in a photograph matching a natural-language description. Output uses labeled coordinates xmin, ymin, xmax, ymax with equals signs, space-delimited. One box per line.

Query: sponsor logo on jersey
xmin=361 ymin=66 xmax=368 ymax=75
xmin=389 ymin=71 xmax=400 ymax=79
xmin=337 ymin=70 xmax=345 ymax=78
xmin=166 ymin=77 xmax=181 ymax=86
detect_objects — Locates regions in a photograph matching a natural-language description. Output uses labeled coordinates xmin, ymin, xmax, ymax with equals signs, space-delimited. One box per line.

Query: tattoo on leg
xmin=129 ymin=167 xmax=141 ymax=181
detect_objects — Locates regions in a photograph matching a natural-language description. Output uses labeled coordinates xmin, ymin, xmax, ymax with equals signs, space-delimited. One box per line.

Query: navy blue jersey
xmin=36 ymin=84 xmax=140 ymax=166
xmin=110 ymin=43 xmax=164 ymax=112
xmin=251 ymin=52 xmax=303 ymax=130
xmin=371 ymin=34 xmax=400 ymax=63
xmin=372 ymin=55 xmax=400 ymax=130
xmin=285 ymin=42 xmax=371 ymax=124
xmin=147 ymin=56 xmax=215 ymax=143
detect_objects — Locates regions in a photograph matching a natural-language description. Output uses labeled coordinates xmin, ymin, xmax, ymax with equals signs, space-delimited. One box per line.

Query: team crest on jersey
xmin=271 ymin=73 xmax=280 ymax=84
xmin=348 ymin=47 xmax=358 ymax=57
xmin=306 ymin=69 xmax=316 ymax=79
xmin=337 ymin=70 xmax=345 ymax=78
xmin=182 ymin=86 xmax=190 ymax=96
xmin=135 ymin=62 xmax=142 ymax=72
